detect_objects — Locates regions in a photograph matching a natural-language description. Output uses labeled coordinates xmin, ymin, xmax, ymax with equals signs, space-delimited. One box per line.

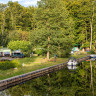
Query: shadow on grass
xmin=18 ymin=56 xmax=42 ymax=64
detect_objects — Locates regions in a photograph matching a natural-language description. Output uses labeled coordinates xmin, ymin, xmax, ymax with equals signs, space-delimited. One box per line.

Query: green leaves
xmin=0 ymin=0 xmax=96 ymax=55
xmin=7 ymin=40 xmax=32 ymax=56
xmin=0 ymin=60 xmax=21 ymax=70
xmin=30 ymin=0 xmax=74 ymax=58
xmin=65 ymin=0 xmax=96 ymax=47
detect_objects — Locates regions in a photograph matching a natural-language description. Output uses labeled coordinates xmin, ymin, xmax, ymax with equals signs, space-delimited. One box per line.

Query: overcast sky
xmin=0 ymin=0 xmax=41 ymax=7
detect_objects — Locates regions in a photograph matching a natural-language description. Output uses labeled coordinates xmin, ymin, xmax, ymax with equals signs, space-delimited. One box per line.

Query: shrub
xmin=7 ymin=40 xmax=32 ymax=56
xmin=81 ymin=42 xmax=90 ymax=48
xmin=35 ymin=49 xmax=43 ymax=55
xmin=87 ymin=50 xmax=95 ymax=54
xmin=0 ymin=60 xmax=21 ymax=70
xmin=57 ymin=49 xmax=71 ymax=58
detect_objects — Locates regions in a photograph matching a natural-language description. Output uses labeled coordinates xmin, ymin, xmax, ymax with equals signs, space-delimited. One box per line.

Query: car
xmin=11 ymin=52 xmax=24 ymax=58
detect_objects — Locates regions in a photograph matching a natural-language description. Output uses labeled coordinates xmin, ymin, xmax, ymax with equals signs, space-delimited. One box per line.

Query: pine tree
xmin=31 ymin=0 xmax=74 ymax=60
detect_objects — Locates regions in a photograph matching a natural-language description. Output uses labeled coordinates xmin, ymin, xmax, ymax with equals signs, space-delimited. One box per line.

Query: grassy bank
xmin=0 ymin=54 xmax=89 ymax=80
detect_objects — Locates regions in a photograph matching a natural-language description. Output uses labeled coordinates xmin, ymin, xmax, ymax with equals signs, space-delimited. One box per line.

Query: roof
xmin=12 ymin=50 xmax=22 ymax=53
xmin=0 ymin=48 xmax=11 ymax=52
xmin=72 ymin=47 xmax=79 ymax=51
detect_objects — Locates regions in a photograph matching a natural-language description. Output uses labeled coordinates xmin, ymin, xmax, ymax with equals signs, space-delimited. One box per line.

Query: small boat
xmin=67 ymin=65 xmax=77 ymax=70
xmin=90 ymin=54 xmax=96 ymax=58
xmin=90 ymin=58 xmax=96 ymax=61
xmin=67 ymin=57 xmax=77 ymax=66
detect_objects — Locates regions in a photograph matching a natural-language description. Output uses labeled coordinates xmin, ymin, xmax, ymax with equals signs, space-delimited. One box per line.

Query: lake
xmin=0 ymin=59 xmax=96 ymax=96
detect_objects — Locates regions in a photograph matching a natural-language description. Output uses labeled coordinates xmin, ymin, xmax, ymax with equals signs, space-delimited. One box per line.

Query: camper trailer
xmin=0 ymin=48 xmax=11 ymax=57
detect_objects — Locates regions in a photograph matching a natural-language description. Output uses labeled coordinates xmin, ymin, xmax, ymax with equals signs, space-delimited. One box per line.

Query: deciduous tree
xmin=30 ymin=0 xmax=74 ymax=60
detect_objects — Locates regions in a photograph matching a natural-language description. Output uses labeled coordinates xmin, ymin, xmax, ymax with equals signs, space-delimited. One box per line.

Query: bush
xmin=35 ymin=49 xmax=43 ymax=55
xmin=87 ymin=50 xmax=95 ymax=54
xmin=0 ymin=60 xmax=21 ymax=70
xmin=81 ymin=42 xmax=90 ymax=48
xmin=7 ymin=40 xmax=32 ymax=56
xmin=57 ymin=49 xmax=71 ymax=58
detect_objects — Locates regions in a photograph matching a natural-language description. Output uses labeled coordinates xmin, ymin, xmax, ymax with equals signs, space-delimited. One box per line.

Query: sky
xmin=0 ymin=0 xmax=41 ymax=7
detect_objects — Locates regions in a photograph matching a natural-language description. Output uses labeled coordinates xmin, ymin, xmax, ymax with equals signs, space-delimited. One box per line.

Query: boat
xmin=90 ymin=58 xmax=96 ymax=61
xmin=90 ymin=54 xmax=96 ymax=58
xmin=67 ymin=57 xmax=77 ymax=66
xmin=67 ymin=65 xmax=77 ymax=70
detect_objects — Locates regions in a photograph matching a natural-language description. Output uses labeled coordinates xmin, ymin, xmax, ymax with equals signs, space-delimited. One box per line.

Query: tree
xmin=64 ymin=0 xmax=96 ymax=49
xmin=0 ymin=3 xmax=7 ymax=34
xmin=6 ymin=1 xmax=36 ymax=31
xmin=0 ymin=3 xmax=8 ymax=46
xmin=7 ymin=40 xmax=32 ymax=56
xmin=30 ymin=0 xmax=74 ymax=60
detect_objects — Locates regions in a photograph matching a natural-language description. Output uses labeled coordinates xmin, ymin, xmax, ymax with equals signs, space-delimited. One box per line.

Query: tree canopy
xmin=30 ymin=0 xmax=74 ymax=59
xmin=0 ymin=0 xmax=96 ymax=58
xmin=7 ymin=40 xmax=32 ymax=56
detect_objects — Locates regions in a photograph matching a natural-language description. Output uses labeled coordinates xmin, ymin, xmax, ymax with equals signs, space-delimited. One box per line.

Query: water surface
xmin=0 ymin=60 xmax=96 ymax=96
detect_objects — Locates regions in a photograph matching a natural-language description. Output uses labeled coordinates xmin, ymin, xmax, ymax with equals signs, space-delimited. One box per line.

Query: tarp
xmin=72 ymin=47 xmax=79 ymax=51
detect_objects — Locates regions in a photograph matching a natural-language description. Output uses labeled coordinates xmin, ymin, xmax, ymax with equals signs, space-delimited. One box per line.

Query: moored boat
xmin=67 ymin=57 xmax=77 ymax=66
xmin=90 ymin=54 xmax=96 ymax=58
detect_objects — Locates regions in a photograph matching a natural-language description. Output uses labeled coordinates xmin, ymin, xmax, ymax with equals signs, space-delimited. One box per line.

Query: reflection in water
xmin=90 ymin=60 xmax=94 ymax=96
xmin=67 ymin=65 xmax=77 ymax=70
xmin=1 ymin=60 xmax=96 ymax=96
xmin=67 ymin=57 xmax=77 ymax=70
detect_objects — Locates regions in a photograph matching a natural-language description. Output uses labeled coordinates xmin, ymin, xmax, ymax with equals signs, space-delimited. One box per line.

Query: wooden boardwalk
xmin=0 ymin=56 xmax=91 ymax=91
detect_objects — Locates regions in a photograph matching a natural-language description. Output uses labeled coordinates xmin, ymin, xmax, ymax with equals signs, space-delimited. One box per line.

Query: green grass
xmin=71 ymin=54 xmax=90 ymax=59
xmin=18 ymin=56 xmax=43 ymax=64
xmin=0 ymin=54 xmax=89 ymax=80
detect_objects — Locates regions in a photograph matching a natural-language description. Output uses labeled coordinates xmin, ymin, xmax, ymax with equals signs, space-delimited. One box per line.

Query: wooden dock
xmin=0 ymin=56 xmax=91 ymax=91
xmin=76 ymin=56 xmax=91 ymax=63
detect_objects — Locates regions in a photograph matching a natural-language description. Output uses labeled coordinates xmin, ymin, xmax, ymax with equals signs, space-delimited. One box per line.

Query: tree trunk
xmin=90 ymin=21 xmax=93 ymax=50
xmin=10 ymin=7 xmax=15 ymax=29
xmin=2 ymin=12 xmax=5 ymax=35
xmin=47 ymin=36 xmax=50 ymax=60
xmin=90 ymin=2 xmax=94 ymax=50
xmin=86 ymin=30 xmax=87 ymax=42
xmin=11 ymin=11 xmax=14 ymax=29
xmin=90 ymin=60 xmax=94 ymax=96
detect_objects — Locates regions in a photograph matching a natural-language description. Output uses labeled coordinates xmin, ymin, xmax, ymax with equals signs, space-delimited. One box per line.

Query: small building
xmin=0 ymin=48 xmax=11 ymax=57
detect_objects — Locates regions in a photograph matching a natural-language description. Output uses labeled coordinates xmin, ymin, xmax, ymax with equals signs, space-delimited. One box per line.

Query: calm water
xmin=0 ymin=60 xmax=96 ymax=96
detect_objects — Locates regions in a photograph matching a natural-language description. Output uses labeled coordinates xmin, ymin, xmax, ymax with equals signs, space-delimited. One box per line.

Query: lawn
xmin=0 ymin=54 xmax=89 ymax=80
